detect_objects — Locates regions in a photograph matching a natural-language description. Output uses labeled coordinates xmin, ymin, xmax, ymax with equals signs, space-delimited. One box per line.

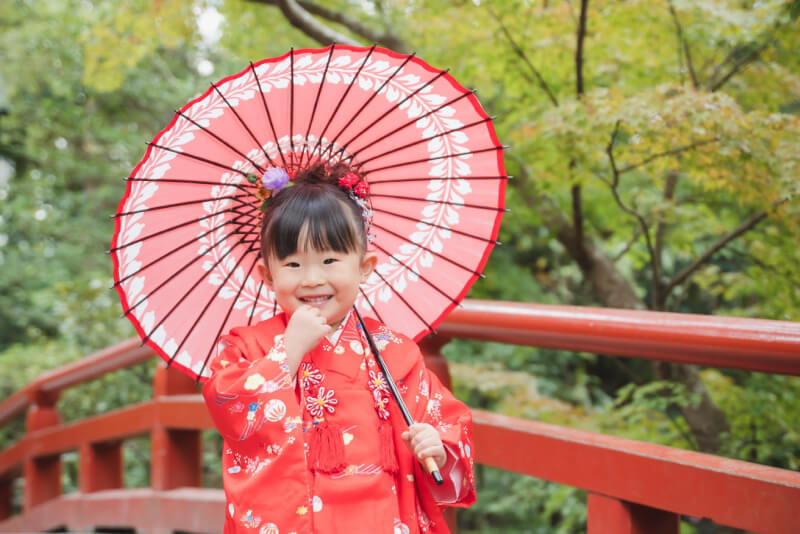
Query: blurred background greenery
xmin=1 ymin=1 xmax=798 ymax=532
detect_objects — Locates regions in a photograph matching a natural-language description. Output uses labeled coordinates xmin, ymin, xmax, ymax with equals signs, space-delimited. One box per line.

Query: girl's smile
xmin=259 ymin=244 xmax=377 ymax=331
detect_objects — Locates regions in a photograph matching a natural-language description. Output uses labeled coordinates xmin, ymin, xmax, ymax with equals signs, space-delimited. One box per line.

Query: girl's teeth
xmin=303 ymin=296 xmax=330 ymax=303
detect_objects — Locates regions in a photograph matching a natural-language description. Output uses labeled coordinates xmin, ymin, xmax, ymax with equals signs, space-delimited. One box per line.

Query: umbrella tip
xmin=496 ymin=240 xmax=503 ymax=246
xmin=502 ymin=144 xmax=511 ymax=150
xmin=479 ymin=273 xmax=486 ymax=279
xmin=506 ymin=175 xmax=514 ymax=179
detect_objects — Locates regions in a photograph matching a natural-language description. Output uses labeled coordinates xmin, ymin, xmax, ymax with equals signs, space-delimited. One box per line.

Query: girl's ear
xmin=360 ymin=252 xmax=378 ymax=283
xmin=257 ymin=260 xmax=274 ymax=288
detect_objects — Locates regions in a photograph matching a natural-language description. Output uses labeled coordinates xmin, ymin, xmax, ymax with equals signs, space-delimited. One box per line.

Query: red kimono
xmin=202 ymin=312 xmax=476 ymax=534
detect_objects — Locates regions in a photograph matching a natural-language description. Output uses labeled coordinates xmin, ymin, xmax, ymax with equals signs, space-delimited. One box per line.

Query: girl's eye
xmin=286 ymin=262 xmax=300 ymax=268
xmin=323 ymin=258 xmax=337 ymax=265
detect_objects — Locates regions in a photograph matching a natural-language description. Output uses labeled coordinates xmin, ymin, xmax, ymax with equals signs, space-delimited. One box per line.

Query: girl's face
xmin=259 ymin=242 xmax=377 ymax=331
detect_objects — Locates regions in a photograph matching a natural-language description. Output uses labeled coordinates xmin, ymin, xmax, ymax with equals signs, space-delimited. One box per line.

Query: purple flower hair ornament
xmin=247 ymin=166 xmax=291 ymax=211
xmin=261 ymin=166 xmax=290 ymax=191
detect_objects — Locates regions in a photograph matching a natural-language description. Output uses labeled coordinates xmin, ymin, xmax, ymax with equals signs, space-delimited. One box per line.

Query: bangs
xmin=263 ymin=185 xmax=364 ymax=260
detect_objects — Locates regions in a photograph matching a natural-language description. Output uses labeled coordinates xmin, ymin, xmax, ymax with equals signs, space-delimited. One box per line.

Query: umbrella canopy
xmin=111 ymin=45 xmax=507 ymax=381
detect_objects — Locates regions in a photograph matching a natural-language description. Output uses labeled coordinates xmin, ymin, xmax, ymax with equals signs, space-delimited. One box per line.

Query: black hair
xmin=260 ymin=163 xmax=367 ymax=260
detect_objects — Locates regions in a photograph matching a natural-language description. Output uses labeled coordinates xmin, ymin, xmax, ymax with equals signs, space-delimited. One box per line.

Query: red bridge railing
xmin=1 ymin=300 xmax=799 ymax=533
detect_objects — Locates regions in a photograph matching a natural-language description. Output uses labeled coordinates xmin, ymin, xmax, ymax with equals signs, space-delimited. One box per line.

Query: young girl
xmin=202 ymin=162 xmax=476 ymax=534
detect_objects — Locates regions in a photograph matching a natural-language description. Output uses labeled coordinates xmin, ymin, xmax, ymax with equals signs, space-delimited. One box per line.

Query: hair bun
xmin=293 ymin=161 xmax=361 ymax=187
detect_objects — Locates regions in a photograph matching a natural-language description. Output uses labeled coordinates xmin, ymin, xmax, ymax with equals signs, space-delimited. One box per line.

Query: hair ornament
xmin=335 ymin=170 xmax=374 ymax=242
xmin=338 ymin=172 xmax=362 ymax=194
xmin=249 ymin=166 xmax=291 ymax=211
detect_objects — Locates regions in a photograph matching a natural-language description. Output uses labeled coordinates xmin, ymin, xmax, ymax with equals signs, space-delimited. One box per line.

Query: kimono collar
xmin=325 ymin=310 xmax=352 ymax=346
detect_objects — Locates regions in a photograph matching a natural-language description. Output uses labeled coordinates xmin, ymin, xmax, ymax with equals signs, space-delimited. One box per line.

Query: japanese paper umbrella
xmin=111 ymin=44 xmax=507 ymax=383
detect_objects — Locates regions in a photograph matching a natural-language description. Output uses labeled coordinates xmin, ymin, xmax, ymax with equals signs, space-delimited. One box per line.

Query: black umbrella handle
xmin=353 ymin=307 xmax=444 ymax=486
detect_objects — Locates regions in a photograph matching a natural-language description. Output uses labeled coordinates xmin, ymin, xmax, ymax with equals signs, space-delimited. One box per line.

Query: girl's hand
xmin=401 ymin=423 xmax=447 ymax=469
xmin=284 ymin=305 xmax=331 ymax=377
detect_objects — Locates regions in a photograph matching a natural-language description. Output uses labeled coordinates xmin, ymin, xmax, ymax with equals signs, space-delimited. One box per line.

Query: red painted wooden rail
xmin=1 ymin=300 xmax=799 ymax=533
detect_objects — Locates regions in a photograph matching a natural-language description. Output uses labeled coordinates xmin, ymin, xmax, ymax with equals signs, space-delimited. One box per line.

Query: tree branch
xmin=605 ymin=120 xmax=660 ymax=307
xmin=295 ymin=0 xmax=409 ymax=52
xmin=662 ymin=205 xmax=777 ymax=295
xmin=618 ymin=137 xmax=718 ymax=174
xmin=707 ymin=15 xmax=789 ymax=92
xmin=488 ymin=7 xmax=559 ymax=107
xmin=612 ymin=225 xmax=643 ymax=263
xmin=272 ymin=0 xmax=361 ymax=46
xmin=576 ymin=0 xmax=589 ymax=96
xmin=709 ymin=40 xmax=770 ymax=92
xmin=668 ymin=0 xmax=699 ymax=88
xmin=250 ymin=0 xmax=410 ymax=51
xmin=571 ymin=0 xmax=590 ymax=266
xmin=666 ymin=195 xmax=795 ymax=296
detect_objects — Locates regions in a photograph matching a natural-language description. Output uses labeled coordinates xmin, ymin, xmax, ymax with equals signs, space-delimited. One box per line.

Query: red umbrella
xmin=111 ymin=45 xmax=507 ymax=383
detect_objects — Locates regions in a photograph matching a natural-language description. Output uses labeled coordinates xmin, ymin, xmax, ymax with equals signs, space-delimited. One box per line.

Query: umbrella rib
xmin=139 ymin=234 xmax=260 ymax=345
xmin=248 ymin=279 xmax=265 ymax=326
xmin=210 ymin=82 xmax=272 ymax=166
xmin=174 ymin=110 xmax=266 ymax=173
xmin=349 ymin=91 xmax=481 ymax=163
xmin=320 ymin=52 xmax=416 ymax=160
xmin=147 ymin=142 xmax=249 ymax=177
xmin=299 ymin=44 xmax=336 ymax=171
xmin=121 ymin=221 xmax=259 ymax=315
xmin=371 ymin=221 xmax=485 ymax=279
xmin=371 ymin=242 xmax=460 ymax=305
xmin=114 ymin=211 xmax=257 ymax=287
xmin=114 ymin=193 xmax=254 ymax=217
xmin=126 ymin=177 xmax=253 ymax=189
xmin=359 ymin=288 xmax=385 ymax=324
xmin=330 ymin=68 xmax=451 ymax=161
xmin=361 ymin=145 xmax=505 ymax=174
xmin=311 ymin=44 xmax=377 ymax=160
xmin=110 ymin=205 xmax=255 ymax=253
xmin=371 ymin=206 xmax=500 ymax=244
xmin=250 ymin=61 xmax=286 ymax=169
xmin=370 ymin=175 xmax=510 ymax=184
xmin=370 ymin=269 xmax=434 ymax=335
xmin=371 ymin=193 xmax=506 ymax=212
xmin=179 ymin=253 xmax=261 ymax=379
xmin=290 ymin=48 xmax=295 ymax=155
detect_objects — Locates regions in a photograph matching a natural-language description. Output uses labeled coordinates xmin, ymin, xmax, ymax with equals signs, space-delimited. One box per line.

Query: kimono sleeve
xmin=201 ymin=329 xmax=299 ymax=443
xmin=403 ymin=343 xmax=477 ymax=507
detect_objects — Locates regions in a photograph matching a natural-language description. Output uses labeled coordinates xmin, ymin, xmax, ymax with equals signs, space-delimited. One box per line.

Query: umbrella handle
xmin=353 ymin=307 xmax=445 ymax=486
xmin=423 ymin=456 xmax=445 ymax=485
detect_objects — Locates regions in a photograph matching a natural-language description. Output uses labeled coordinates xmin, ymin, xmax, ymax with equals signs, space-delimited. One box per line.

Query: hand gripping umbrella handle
xmin=353 ymin=307 xmax=444 ymax=486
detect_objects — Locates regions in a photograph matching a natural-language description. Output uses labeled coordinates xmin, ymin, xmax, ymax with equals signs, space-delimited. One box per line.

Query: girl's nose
xmin=301 ymin=266 xmax=324 ymax=286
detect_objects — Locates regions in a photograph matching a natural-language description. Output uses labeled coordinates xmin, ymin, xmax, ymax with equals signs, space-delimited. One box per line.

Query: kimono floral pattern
xmin=202 ymin=313 xmax=476 ymax=534
xmin=305 ymin=385 xmax=338 ymax=418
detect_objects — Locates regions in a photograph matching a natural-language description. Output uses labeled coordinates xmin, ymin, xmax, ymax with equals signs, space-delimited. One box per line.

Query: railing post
xmin=23 ymin=391 xmax=61 ymax=510
xmin=419 ymin=334 xmax=457 ymax=533
xmin=0 ymin=477 xmax=12 ymax=520
xmin=151 ymin=363 xmax=202 ymax=490
xmin=419 ymin=334 xmax=453 ymax=390
xmin=587 ymin=494 xmax=679 ymax=534
xmin=79 ymin=441 xmax=123 ymax=493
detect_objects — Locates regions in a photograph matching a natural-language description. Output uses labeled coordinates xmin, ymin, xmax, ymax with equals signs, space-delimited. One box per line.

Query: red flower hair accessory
xmin=338 ymin=172 xmax=360 ymax=190
xmin=354 ymin=181 xmax=370 ymax=199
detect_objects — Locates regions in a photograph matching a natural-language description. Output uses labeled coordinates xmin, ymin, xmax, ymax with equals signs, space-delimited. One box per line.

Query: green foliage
xmin=703 ymin=369 xmax=800 ymax=469
xmin=459 ymin=466 xmax=587 ymax=534
xmin=2 ymin=1 xmax=799 ymax=532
